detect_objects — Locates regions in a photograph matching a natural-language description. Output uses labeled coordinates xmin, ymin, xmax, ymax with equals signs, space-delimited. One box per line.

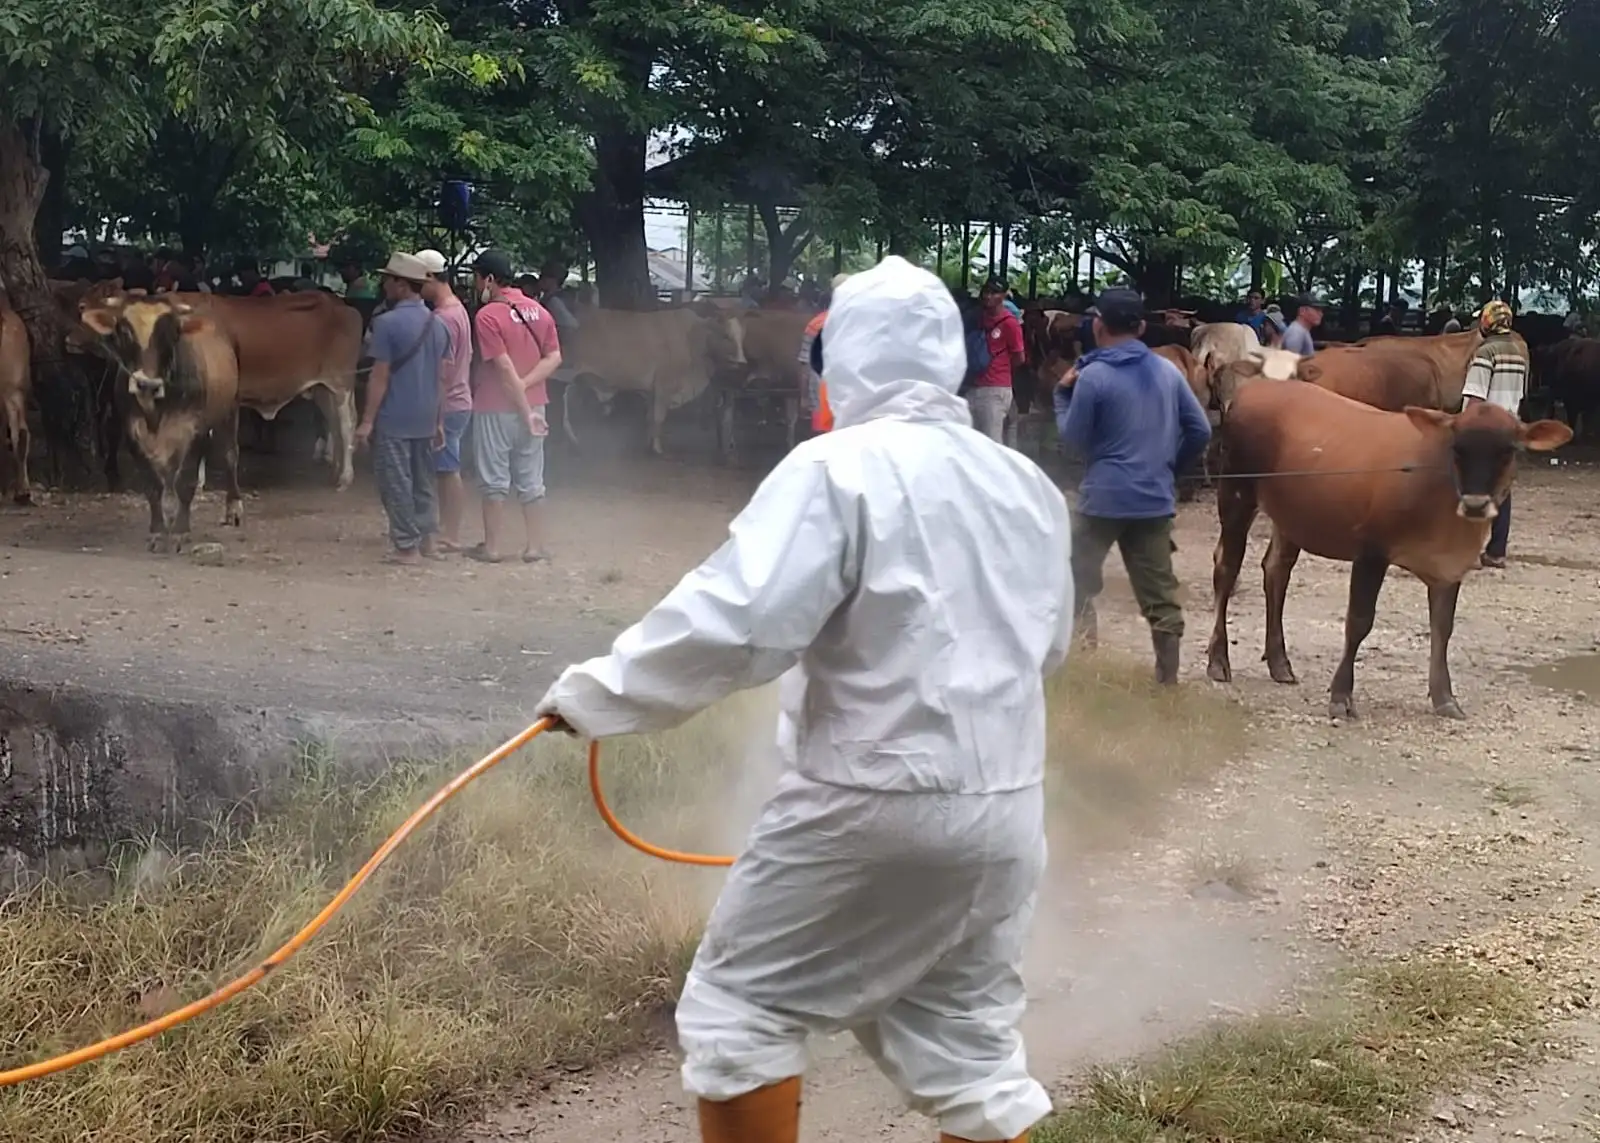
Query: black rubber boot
xmin=1153 ymin=630 xmax=1181 ymax=685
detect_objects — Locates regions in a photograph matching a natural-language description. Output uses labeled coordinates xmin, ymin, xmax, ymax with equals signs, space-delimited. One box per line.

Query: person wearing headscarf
xmin=535 ymin=255 xmax=1073 ymax=1143
xmin=1461 ymin=299 xmax=1528 ymax=569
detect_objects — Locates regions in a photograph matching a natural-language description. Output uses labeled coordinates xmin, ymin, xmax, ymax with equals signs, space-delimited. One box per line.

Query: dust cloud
xmin=669 ymin=688 xmax=1306 ymax=1079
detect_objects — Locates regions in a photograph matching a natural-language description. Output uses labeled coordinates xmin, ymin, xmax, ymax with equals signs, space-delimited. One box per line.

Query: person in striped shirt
xmin=1460 ymin=299 xmax=1529 ymax=569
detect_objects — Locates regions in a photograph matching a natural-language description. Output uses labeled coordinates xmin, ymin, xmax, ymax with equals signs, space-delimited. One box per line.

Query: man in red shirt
xmin=970 ymin=277 xmax=1024 ymax=446
xmin=467 ymin=250 xmax=563 ymax=564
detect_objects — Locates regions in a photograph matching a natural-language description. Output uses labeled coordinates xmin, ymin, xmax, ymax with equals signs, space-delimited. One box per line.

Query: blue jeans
xmin=1486 ymin=493 xmax=1511 ymax=559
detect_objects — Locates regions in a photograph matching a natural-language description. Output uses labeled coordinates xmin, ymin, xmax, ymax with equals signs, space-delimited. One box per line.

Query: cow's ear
xmin=1404 ymin=406 xmax=1453 ymax=433
xmin=80 ymin=306 xmax=119 ymax=336
xmin=1297 ymin=361 xmax=1322 ymax=383
xmin=1520 ymin=418 xmax=1574 ymax=452
xmin=177 ymin=313 xmax=213 ymax=337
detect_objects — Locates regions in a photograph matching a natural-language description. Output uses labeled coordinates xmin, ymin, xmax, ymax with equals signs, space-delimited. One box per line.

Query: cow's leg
xmin=717 ymin=391 xmax=737 ymax=466
xmin=1205 ymin=478 xmax=1257 ymax=683
xmin=1261 ymin=527 xmax=1302 ymax=685
xmin=214 ymin=409 xmax=244 ymax=527
xmin=1427 ymin=580 xmax=1466 ymax=719
xmin=169 ymin=436 xmax=205 ymax=551
xmin=310 ymin=385 xmax=356 ymax=490
xmin=648 ymin=377 xmax=668 ymax=457
xmin=1328 ymin=555 xmax=1389 ymax=721
xmin=562 ymin=381 xmax=582 ymax=448
xmin=99 ymin=371 xmax=125 ymax=493
xmin=6 ymin=392 xmax=31 ymax=505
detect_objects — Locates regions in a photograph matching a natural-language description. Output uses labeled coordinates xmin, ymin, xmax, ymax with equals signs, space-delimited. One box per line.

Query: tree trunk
xmin=1248 ymin=242 xmax=1266 ymax=293
xmin=757 ymin=201 xmax=813 ymax=285
xmin=33 ymin=128 xmax=66 ymax=266
xmin=0 ymin=118 xmax=93 ymax=484
xmin=1136 ymin=256 xmax=1178 ymax=309
xmin=575 ymin=131 xmax=654 ymax=310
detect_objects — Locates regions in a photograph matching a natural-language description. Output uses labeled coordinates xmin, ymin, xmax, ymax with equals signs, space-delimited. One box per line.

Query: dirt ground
xmin=6 ymin=431 xmax=1600 ymax=1139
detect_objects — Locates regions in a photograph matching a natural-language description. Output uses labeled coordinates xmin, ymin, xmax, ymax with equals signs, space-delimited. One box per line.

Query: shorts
xmin=434 ymin=410 xmax=471 ymax=474
xmin=472 ymin=411 xmax=546 ymax=504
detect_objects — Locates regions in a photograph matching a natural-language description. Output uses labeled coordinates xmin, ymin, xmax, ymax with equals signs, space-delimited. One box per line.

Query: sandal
xmin=465 ymin=543 xmax=505 ymax=564
xmin=522 ymin=549 xmax=552 ymax=564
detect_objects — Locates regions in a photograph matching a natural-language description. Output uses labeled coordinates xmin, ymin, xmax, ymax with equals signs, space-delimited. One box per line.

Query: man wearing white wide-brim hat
xmin=357 ymin=251 xmax=452 ymax=564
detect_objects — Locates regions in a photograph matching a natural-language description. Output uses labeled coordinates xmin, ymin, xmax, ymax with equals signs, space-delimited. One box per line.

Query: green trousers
xmin=1071 ymin=512 xmax=1184 ymax=637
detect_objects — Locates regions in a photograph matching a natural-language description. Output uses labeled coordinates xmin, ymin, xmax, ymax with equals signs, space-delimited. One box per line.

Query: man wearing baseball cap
xmin=1282 ymin=293 xmax=1325 ymax=357
xmin=1054 ymin=287 xmax=1210 ymax=683
xmin=467 ymin=250 xmax=562 ymax=563
xmin=969 ymin=277 xmax=1025 ymax=446
xmin=414 ymin=250 xmax=475 ymax=551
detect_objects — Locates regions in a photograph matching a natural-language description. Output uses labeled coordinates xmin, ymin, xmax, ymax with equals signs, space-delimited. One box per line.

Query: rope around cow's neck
xmin=0 ymin=722 xmax=731 ymax=1088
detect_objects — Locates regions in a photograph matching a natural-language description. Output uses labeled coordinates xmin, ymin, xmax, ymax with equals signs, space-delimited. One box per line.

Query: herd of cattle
xmin=0 ymin=276 xmax=1594 ymax=720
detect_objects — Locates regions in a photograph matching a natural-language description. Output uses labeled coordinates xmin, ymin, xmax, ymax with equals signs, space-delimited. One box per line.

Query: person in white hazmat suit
xmin=535 ymin=255 xmax=1074 ymax=1143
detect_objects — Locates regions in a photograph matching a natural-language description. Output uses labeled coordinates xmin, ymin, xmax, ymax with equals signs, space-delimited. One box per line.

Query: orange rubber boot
xmin=698 ymin=1077 xmax=802 ymax=1143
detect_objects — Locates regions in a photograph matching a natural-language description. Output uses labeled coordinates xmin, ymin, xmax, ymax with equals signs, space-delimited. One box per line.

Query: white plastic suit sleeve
xmin=1042 ymin=501 xmax=1075 ymax=677
xmin=537 ymin=455 xmax=855 ymax=739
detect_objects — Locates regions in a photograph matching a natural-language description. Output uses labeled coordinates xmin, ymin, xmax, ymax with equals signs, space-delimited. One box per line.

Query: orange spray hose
xmin=0 ymin=718 xmax=733 ymax=1088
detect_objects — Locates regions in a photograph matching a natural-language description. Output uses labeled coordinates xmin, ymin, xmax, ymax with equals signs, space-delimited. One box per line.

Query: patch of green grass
xmin=1035 ymin=957 xmax=1538 ymax=1143
xmin=0 ymin=649 xmax=1243 ymax=1142
xmin=0 ymin=698 xmax=765 ymax=1143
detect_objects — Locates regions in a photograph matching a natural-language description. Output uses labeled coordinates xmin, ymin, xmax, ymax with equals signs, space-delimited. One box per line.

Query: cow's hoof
xmin=1267 ymin=660 xmax=1298 ymax=685
xmin=1328 ymin=696 xmax=1358 ymax=721
xmin=148 ymin=534 xmax=177 ymax=555
xmin=12 ymin=491 xmax=31 ymax=507
xmin=1433 ymin=699 xmax=1467 ymax=721
xmin=1205 ymin=658 xmax=1232 ymax=683
xmin=222 ymin=503 xmax=244 ymax=527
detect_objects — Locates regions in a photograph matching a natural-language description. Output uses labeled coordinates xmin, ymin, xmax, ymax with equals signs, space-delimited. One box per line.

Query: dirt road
xmin=457 ymin=461 xmax=1600 ymax=1141
xmin=5 ymin=444 xmax=1600 ymax=1139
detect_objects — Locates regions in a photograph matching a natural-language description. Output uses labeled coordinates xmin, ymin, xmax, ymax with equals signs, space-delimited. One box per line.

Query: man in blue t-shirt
xmin=356 ymin=251 xmax=451 ymax=564
xmin=1053 ymin=288 xmax=1211 ymax=684
xmin=1235 ymin=288 xmax=1268 ymax=343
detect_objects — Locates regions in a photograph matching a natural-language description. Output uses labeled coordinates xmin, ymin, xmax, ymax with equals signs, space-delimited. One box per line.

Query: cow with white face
xmin=81 ymin=295 xmax=242 ymax=553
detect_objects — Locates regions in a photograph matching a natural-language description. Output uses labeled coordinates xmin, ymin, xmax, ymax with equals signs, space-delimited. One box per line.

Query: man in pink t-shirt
xmin=415 ymin=249 xmax=474 ymax=551
xmin=969 ymin=277 xmax=1025 ymax=447
xmin=467 ymin=250 xmax=563 ymax=563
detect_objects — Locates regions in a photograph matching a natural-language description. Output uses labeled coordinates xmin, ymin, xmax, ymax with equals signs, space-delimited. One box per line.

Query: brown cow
xmin=1299 ymin=331 xmax=1504 ymax=411
xmin=1539 ymin=336 xmax=1600 ymax=436
xmin=1152 ymin=344 xmax=1209 ymax=409
xmin=1205 ymin=381 xmax=1570 ymax=720
xmin=1020 ymin=308 xmax=1081 ymax=414
xmin=75 ymin=286 xmax=360 ymax=488
xmin=560 ymin=305 xmax=748 ymax=455
xmin=80 ymin=296 xmax=242 ymax=553
xmin=724 ymin=308 xmax=812 ymax=452
xmin=166 ymin=292 xmax=361 ymax=488
xmin=0 ymin=305 xmax=30 ymax=504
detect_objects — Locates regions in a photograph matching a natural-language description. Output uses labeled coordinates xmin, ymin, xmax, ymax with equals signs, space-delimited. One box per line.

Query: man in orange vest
xmin=801 ymin=273 xmax=850 ymax=432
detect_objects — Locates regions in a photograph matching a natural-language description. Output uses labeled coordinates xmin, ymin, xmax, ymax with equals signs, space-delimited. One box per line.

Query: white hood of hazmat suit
xmin=537 ymin=255 xmax=1073 ymax=1140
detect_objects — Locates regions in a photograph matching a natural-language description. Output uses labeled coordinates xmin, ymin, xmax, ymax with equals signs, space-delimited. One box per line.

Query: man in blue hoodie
xmin=1054 ymin=288 xmax=1211 ymax=683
